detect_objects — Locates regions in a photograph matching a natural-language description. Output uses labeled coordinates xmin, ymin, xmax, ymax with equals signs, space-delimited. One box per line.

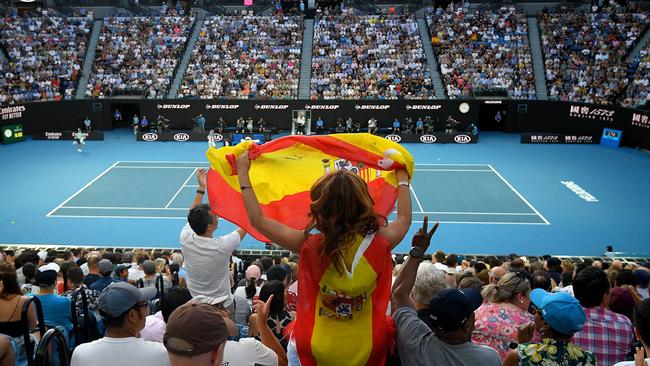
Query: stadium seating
xmin=86 ymin=16 xmax=194 ymax=99
xmin=427 ymin=6 xmax=536 ymax=99
xmin=311 ymin=9 xmax=434 ymax=99
xmin=178 ymin=15 xmax=303 ymax=99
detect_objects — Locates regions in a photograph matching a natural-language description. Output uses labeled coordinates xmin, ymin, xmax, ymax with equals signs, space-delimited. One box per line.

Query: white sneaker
xmin=77 ymin=149 xmax=82 ymax=152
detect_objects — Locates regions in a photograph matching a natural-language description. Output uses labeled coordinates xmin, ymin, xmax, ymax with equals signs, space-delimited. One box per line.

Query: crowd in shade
xmin=539 ymin=5 xmax=648 ymax=105
xmin=86 ymin=16 xmax=194 ymax=99
xmin=0 ymin=13 xmax=92 ymax=105
xmin=427 ymin=6 xmax=535 ymax=100
xmin=310 ymin=9 xmax=434 ymax=99
xmin=178 ymin=15 xmax=302 ymax=99
xmin=621 ymin=44 xmax=650 ymax=108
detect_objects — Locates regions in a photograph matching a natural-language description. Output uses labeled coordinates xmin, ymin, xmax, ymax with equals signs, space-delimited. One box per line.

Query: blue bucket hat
xmin=530 ymin=288 xmax=586 ymax=335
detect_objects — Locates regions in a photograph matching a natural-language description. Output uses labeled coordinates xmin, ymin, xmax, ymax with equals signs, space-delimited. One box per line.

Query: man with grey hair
xmin=411 ymin=261 xmax=446 ymax=328
xmin=488 ymin=266 xmax=506 ymax=285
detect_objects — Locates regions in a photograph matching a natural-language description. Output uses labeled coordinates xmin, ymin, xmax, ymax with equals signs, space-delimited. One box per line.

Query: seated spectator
xmin=179 ymin=15 xmax=302 ymax=99
xmin=89 ymin=259 xmax=118 ymax=293
xmin=0 ymin=263 xmax=36 ymax=364
xmin=411 ymin=262 xmax=446 ymax=327
xmin=127 ymin=253 xmax=148 ymax=283
xmin=573 ymin=267 xmax=634 ymax=366
xmin=635 ymin=269 xmax=649 ymax=299
xmin=163 ymin=302 xmax=229 ymax=366
xmin=503 ymin=289 xmax=596 ymax=366
xmin=233 ymin=265 xmax=262 ymax=327
xmin=311 ymin=10 xmax=434 ymax=99
xmin=614 ymin=298 xmax=650 ymax=365
xmin=83 ymin=253 xmax=102 ymax=287
xmin=473 ymin=272 xmax=538 ymax=359
xmin=33 ymin=263 xmax=74 ymax=346
xmin=545 ymin=257 xmax=563 ymax=285
xmin=249 ymin=280 xmax=292 ymax=350
xmin=489 ymin=266 xmax=506 ymax=284
xmin=608 ymin=287 xmax=636 ymax=321
xmin=391 ymin=222 xmax=501 ymax=366
xmin=428 ymin=6 xmax=535 ymax=99
xmin=87 ymin=16 xmax=193 ymax=99
xmin=532 ymin=270 xmax=553 ymax=292
xmin=140 ymin=286 xmax=192 ymax=343
xmin=19 ymin=262 xmax=38 ymax=294
xmin=223 ymin=293 xmax=287 ymax=366
xmin=63 ymin=266 xmax=100 ymax=312
xmin=140 ymin=260 xmax=171 ymax=293
xmin=71 ymin=282 xmax=169 ymax=366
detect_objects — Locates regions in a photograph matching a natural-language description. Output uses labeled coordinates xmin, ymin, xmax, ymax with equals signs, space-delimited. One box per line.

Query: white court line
xmin=415 ymin=169 xmax=492 ymax=172
xmin=46 ymin=161 xmax=121 ymax=217
xmin=487 ymin=164 xmax=550 ymax=225
xmin=48 ymin=215 xmax=185 ymax=220
xmin=409 ymin=185 xmax=424 ymax=213
xmin=60 ymin=206 xmax=187 ymax=210
xmin=165 ymin=168 xmax=197 ymax=208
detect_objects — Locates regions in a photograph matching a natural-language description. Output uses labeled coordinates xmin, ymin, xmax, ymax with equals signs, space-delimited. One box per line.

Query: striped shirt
xmin=573 ymin=305 xmax=633 ymax=366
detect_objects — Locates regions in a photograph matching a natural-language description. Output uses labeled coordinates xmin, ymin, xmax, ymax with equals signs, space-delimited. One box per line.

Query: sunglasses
xmin=510 ymin=271 xmax=529 ymax=298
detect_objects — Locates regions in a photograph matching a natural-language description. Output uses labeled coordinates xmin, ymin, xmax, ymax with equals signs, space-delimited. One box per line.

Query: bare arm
xmin=236 ymin=152 xmax=305 ymax=253
xmin=381 ymin=169 xmax=412 ymax=249
xmin=503 ymin=349 xmax=519 ymax=366
xmin=190 ymin=168 xmax=208 ymax=209
xmin=253 ymin=295 xmax=288 ymax=366
xmin=391 ymin=217 xmax=438 ymax=311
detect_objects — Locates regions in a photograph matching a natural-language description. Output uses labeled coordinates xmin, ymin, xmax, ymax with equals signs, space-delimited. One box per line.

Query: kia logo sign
xmin=385 ymin=134 xmax=401 ymax=142
xmin=420 ymin=135 xmax=437 ymax=144
xmin=173 ymin=133 xmax=190 ymax=142
xmin=142 ymin=133 xmax=158 ymax=142
xmin=454 ymin=135 xmax=471 ymax=144
xmin=213 ymin=133 xmax=224 ymax=142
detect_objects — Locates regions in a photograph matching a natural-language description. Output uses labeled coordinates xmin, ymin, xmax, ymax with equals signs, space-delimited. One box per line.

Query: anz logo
xmin=419 ymin=135 xmax=437 ymax=144
xmin=454 ymin=135 xmax=471 ymax=144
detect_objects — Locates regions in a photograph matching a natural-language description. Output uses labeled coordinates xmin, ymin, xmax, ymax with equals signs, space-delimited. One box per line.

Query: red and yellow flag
xmin=205 ymin=133 xmax=414 ymax=242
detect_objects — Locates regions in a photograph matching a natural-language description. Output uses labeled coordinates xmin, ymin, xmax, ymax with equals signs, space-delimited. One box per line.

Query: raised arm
xmin=391 ymin=217 xmax=438 ymax=311
xmin=253 ymin=294 xmax=288 ymax=366
xmin=236 ymin=152 xmax=306 ymax=253
xmin=381 ymin=169 xmax=413 ymax=249
xmin=192 ymin=168 xmax=246 ymax=240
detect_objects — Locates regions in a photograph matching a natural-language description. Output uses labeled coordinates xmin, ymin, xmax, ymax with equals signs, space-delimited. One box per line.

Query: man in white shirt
xmin=180 ymin=169 xmax=246 ymax=314
xmin=71 ymin=282 xmax=170 ymax=366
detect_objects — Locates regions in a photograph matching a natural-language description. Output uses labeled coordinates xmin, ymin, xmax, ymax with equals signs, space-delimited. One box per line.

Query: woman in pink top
xmin=472 ymin=271 xmax=539 ymax=359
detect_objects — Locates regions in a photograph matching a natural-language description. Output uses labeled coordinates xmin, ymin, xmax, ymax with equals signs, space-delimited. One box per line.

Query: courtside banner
xmin=520 ymin=133 xmax=599 ymax=144
xmin=205 ymin=133 xmax=414 ymax=242
xmin=382 ymin=132 xmax=478 ymax=144
xmin=32 ymin=131 xmax=104 ymax=140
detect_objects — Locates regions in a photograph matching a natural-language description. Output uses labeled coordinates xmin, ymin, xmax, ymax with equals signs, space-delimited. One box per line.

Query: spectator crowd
xmin=86 ymin=16 xmax=193 ymax=99
xmin=310 ymin=9 xmax=434 ymax=99
xmin=539 ymin=5 xmax=647 ymax=105
xmin=621 ymin=44 xmax=650 ymax=108
xmin=0 ymin=13 xmax=91 ymax=105
xmin=427 ymin=6 xmax=536 ymax=99
xmin=178 ymin=15 xmax=302 ymax=99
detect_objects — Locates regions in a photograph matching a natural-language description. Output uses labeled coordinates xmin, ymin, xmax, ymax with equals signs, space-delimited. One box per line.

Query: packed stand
xmin=178 ymin=15 xmax=302 ymax=99
xmin=539 ymin=6 xmax=648 ymax=105
xmin=311 ymin=9 xmax=434 ymax=99
xmin=427 ymin=6 xmax=536 ymax=99
xmin=0 ymin=13 xmax=92 ymax=105
xmin=86 ymin=16 xmax=193 ymax=99
xmin=621 ymin=44 xmax=650 ymax=108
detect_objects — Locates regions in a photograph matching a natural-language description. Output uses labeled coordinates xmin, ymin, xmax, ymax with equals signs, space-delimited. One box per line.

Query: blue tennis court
xmin=48 ymin=161 xmax=547 ymax=225
xmin=1 ymin=130 xmax=649 ymax=256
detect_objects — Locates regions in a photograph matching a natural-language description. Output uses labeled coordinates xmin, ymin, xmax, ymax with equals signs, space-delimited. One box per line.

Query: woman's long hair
xmin=304 ymin=170 xmax=381 ymax=275
xmin=0 ymin=263 xmax=23 ymax=298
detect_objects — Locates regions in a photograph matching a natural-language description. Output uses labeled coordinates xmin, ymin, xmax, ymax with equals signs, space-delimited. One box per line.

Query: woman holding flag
xmin=234 ymin=145 xmax=412 ymax=366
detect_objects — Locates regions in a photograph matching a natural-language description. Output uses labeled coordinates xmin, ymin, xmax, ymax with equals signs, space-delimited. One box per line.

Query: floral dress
xmin=517 ymin=338 xmax=598 ymax=366
xmin=472 ymin=302 xmax=540 ymax=359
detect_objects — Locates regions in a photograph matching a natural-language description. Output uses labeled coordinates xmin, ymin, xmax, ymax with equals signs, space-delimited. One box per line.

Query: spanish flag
xmin=205 ymin=133 xmax=414 ymax=242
